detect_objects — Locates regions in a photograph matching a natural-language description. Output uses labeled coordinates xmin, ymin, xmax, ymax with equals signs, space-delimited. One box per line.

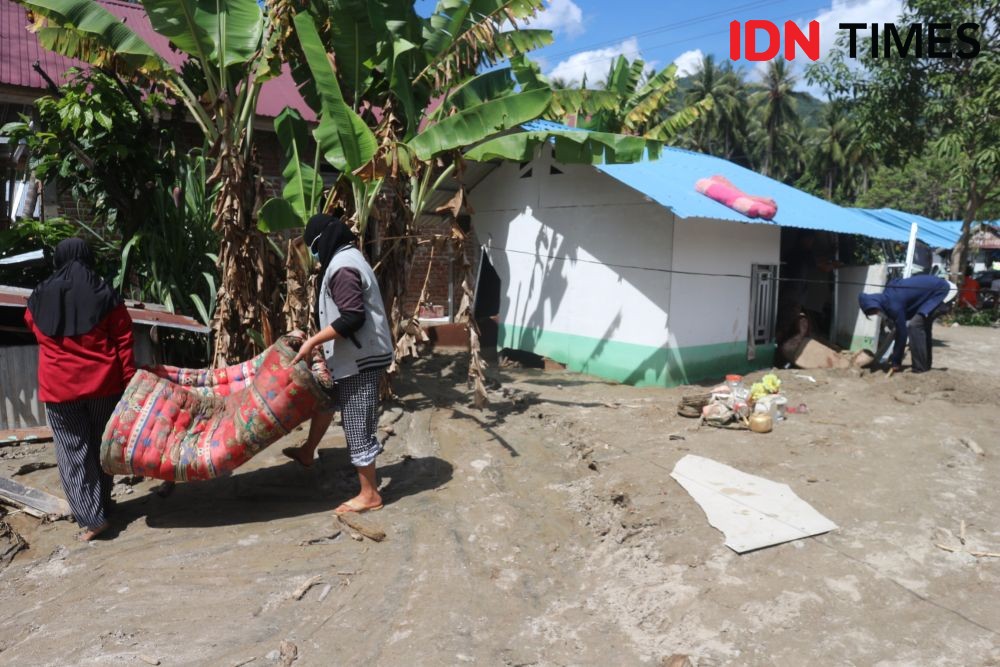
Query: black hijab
xmin=26 ymin=238 xmax=122 ymax=337
xmin=304 ymin=214 xmax=358 ymax=326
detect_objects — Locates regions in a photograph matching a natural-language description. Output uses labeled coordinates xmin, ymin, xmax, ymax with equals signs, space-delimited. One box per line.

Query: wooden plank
xmin=337 ymin=513 xmax=386 ymax=542
xmin=0 ymin=426 xmax=53 ymax=446
xmin=0 ymin=476 xmax=70 ymax=517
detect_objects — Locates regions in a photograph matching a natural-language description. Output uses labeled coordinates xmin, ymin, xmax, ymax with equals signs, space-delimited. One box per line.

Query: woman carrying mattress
xmin=284 ymin=215 xmax=394 ymax=514
xmin=25 ymin=239 xmax=136 ymax=541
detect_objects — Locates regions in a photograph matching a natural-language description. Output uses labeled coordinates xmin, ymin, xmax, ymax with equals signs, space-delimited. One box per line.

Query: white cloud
xmin=673 ymin=49 xmax=705 ymax=77
xmin=806 ymin=0 xmax=904 ymax=63
xmin=523 ymin=0 xmax=585 ymax=38
xmin=752 ymin=0 xmax=905 ymax=95
xmin=547 ymin=37 xmax=642 ymax=86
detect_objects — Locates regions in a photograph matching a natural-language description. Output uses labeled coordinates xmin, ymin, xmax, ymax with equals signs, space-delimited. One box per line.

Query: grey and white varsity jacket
xmin=318 ymin=247 xmax=394 ymax=379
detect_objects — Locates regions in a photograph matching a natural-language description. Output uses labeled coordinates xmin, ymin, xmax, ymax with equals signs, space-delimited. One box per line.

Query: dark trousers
xmin=908 ymin=305 xmax=946 ymax=372
xmin=46 ymin=395 xmax=119 ymax=529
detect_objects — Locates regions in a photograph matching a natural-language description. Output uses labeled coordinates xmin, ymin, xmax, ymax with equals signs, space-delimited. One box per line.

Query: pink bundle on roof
xmin=695 ymin=175 xmax=778 ymax=220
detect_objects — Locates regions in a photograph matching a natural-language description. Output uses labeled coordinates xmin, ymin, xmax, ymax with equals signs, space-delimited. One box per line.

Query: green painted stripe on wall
xmin=499 ymin=323 xmax=775 ymax=387
xmin=847 ymin=335 xmax=878 ymax=352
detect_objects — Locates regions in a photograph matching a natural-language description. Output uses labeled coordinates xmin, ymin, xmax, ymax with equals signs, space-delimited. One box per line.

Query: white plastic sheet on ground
xmin=670 ymin=454 xmax=837 ymax=553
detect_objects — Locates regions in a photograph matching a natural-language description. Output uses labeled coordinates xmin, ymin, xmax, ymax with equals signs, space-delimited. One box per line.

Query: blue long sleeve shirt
xmin=858 ymin=275 xmax=950 ymax=366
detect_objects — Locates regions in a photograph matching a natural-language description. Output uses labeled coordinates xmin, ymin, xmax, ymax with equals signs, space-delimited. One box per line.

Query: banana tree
xmin=260 ymin=0 xmax=680 ymax=406
xmin=578 ymin=55 xmax=714 ymax=141
xmin=18 ymin=0 xmax=286 ymax=364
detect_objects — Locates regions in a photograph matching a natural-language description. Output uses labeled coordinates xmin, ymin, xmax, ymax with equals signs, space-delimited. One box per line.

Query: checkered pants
xmin=45 ymin=395 xmax=119 ymax=530
xmin=325 ymin=368 xmax=384 ymax=467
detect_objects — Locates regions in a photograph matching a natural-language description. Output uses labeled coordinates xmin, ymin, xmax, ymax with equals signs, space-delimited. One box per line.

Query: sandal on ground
xmin=334 ymin=500 xmax=383 ymax=515
xmin=77 ymin=522 xmax=110 ymax=542
xmin=281 ymin=446 xmax=315 ymax=469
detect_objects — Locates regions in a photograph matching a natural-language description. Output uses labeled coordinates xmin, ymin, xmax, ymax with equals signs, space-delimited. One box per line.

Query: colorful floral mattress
xmin=101 ymin=334 xmax=334 ymax=482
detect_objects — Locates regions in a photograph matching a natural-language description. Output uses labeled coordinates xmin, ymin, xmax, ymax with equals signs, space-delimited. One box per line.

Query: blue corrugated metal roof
xmin=858 ymin=209 xmax=962 ymax=248
xmin=517 ymin=121 xmax=914 ymax=243
xmin=937 ymin=221 xmax=967 ymax=234
xmin=596 ymin=150 xmax=909 ymax=241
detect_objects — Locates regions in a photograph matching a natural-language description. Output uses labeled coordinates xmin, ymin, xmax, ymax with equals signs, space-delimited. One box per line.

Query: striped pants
xmin=318 ymin=368 xmax=385 ymax=467
xmin=45 ymin=395 xmax=119 ymax=530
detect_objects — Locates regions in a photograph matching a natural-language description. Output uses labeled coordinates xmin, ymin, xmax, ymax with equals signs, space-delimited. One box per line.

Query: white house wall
xmin=471 ymin=150 xmax=779 ymax=386
xmin=664 ymin=216 xmax=781 ymax=383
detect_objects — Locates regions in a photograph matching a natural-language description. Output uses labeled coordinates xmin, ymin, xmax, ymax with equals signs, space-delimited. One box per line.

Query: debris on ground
xmin=278 ymin=639 xmax=298 ymax=666
xmin=337 ymin=513 xmax=386 ymax=542
xmin=935 ymin=521 xmax=1000 ymax=558
xmin=290 ymin=575 xmax=323 ymax=601
xmin=12 ymin=461 xmax=57 ymax=476
xmin=671 ymin=454 xmax=837 ymax=553
xmin=298 ymin=531 xmax=342 ymax=546
xmin=680 ymin=373 xmax=789 ymax=431
xmin=0 ymin=476 xmax=71 ymax=518
xmin=943 ymin=436 xmax=986 ymax=457
xmin=784 ymin=336 xmax=876 ymax=370
xmin=0 ymin=519 xmax=28 ymax=568
xmin=961 ymin=437 xmax=985 ymax=457
xmin=116 ymin=475 xmax=145 ymax=486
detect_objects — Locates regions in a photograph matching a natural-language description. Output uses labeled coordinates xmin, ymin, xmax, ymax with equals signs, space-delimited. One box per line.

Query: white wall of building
xmin=472 ymin=151 xmax=674 ymax=351
xmin=470 ymin=149 xmax=781 ymax=383
xmin=667 ymin=216 xmax=781 ymax=350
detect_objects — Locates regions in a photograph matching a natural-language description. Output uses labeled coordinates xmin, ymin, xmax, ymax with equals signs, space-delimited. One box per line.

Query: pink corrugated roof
xmin=0 ymin=0 xmax=313 ymax=120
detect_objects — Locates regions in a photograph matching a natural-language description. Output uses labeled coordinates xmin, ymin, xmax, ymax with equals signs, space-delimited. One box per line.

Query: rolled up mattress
xmin=101 ymin=334 xmax=335 ymax=481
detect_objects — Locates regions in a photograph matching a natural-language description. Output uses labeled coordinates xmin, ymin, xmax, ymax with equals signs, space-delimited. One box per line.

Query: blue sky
xmin=421 ymin=0 xmax=906 ymax=93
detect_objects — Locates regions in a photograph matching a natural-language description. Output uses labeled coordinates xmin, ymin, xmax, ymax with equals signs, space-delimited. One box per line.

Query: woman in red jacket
xmin=25 ymin=239 xmax=135 ymax=541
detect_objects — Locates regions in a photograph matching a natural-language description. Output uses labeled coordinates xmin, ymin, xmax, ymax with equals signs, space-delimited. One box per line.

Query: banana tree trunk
xmin=282 ymin=237 xmax=314 ymax=335
xmin=210 ymin=144 xmax=282 ymax=366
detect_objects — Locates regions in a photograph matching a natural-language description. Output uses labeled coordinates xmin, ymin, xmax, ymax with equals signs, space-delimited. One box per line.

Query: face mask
xmin=308 ymin=235 xmax=321 ymax=263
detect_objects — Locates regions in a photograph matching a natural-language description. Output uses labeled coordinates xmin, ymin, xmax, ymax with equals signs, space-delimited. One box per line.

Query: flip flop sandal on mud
xmin=334 ymin=501 xmax=383 ymax=515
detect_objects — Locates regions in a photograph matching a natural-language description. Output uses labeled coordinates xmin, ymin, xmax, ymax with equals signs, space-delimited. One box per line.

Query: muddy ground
xmin=1 ymin=325 xmax=999 ymax=667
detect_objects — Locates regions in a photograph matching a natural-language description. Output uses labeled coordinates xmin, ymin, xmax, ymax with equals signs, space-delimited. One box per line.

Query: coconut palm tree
xmin=683 ymin=54 xmax=750 ymax=163
xmin=809 ymin=104 xmax=861 ymax=200
xmin=749 ymin=58 xmax=804 ymax=178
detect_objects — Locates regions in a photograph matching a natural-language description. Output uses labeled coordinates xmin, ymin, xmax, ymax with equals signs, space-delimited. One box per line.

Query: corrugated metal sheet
xmin=519 ymin=121 xmax=910 ymax=242
xmin=598 ymin=153 xmax=909 ymax=241
xmin=0 ymin=0 xmax=313 ymax=120
xmin=0 ymin=345 xmax=45 ymax=429
xmin=858 ymin=208 xmax=962 ymax=248
xmin=0 ymin=285 xmax=209 ymax=333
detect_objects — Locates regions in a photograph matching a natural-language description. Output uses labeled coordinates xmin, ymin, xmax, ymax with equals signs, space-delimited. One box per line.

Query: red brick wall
xmin=403 ymin=216 xmax=481 ymax=317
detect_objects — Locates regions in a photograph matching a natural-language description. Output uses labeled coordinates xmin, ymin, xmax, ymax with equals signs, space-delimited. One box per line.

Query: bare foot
xmin=77 ymin=522 xmax=110 ymax=542
xmin=334 ymin=493 xmax=383 ymax=515
xmin=281 ymin=446 xmax=315 ymax=468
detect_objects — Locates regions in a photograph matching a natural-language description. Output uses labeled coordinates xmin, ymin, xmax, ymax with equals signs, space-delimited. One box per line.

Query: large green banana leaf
xmin=258 ymin=108 xmax=321 ymax=232
xmin=19 ymin=0 xmax=166 ymax=75
xmin=144 ymin=0 xmax=263 ymax=68
xmin=293 ymin=12 xmax=377 ymax=173
xmin=408 ymin=88 xmax=551 ymax=161
xmin=443 ymin=68 xmax=517 ymax=110
xmin=464 ymin=128 xmax=660 ymax=164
